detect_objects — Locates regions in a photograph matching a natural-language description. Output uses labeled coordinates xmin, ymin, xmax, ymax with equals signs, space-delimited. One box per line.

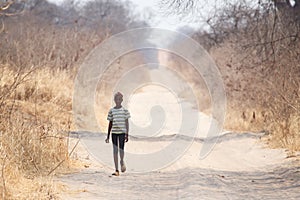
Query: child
xmin=105 ymin=92 xmax=130 ymax=176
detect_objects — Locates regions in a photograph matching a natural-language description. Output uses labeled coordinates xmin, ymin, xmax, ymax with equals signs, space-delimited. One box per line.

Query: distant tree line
xmin=0 ymin=0 xmax=148 ymax=69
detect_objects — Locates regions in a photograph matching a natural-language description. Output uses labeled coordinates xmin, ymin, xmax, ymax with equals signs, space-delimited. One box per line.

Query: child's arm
xmin=125 ymin=119 xmax=129 ymax=142
xmin=105 ymin=121 xmax=112 ymax=143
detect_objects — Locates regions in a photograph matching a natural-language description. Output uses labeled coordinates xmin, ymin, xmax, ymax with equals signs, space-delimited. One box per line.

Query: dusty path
xmin=60 ymin=85 xmax=300 ymax=199
xmin=59 ymin=132 xmax=300 ymax=200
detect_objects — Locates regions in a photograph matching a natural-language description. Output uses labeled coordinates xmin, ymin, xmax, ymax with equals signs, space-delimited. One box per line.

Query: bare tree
xmin=161 ymin=0 xmax=300 ymax=151
xmin=0 ymin=0 xmax=149 ymax=69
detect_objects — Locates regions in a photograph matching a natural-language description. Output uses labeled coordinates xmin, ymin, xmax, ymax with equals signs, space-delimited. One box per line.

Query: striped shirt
xmin=107 ymin=107 xmax=130 ymax=134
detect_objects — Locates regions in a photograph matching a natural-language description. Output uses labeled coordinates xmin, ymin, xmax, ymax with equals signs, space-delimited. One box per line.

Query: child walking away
xmin=105 ymin=92 xmax=130 ymax=176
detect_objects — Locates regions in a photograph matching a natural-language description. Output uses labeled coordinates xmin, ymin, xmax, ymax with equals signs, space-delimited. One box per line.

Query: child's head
xmin=114 ymin=92 xmax=123 ymax=107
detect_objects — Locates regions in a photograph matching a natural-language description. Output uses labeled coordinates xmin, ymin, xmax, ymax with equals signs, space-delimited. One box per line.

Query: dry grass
xmin=210 ymin=38 xmax=300 ymax=153
xmin=0 ymin=65 xmax=74 ymax=199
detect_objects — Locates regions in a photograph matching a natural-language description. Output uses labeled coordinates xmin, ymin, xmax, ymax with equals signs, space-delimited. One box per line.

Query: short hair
xmin=114 ymin=92 xmax=123 ymax=99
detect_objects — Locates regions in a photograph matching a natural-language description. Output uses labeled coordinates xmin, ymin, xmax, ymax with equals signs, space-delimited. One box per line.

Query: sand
xmin=59 ymin=84 xmax=300 ymax=199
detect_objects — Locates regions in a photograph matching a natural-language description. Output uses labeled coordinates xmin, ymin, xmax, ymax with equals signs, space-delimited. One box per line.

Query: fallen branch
xmin=47 ymin=138 xmax=80 ymax=176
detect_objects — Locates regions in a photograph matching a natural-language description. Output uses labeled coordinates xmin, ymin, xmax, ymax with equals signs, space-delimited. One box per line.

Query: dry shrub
xmin=0 ymin=165 xmax=63 ymax=200
xmin=210 ymin=41 xmax=267 ymax=132
xmin=0 ymin=1 xmax=149 ymax=198
xmin=0 ymin=65 xmax=73 ymax=199
xmin=209 ymin=12 xmax=300 ymax=152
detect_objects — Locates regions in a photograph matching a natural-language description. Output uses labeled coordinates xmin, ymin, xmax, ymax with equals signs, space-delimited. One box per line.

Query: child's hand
xmin=105 ymin=138 xmax=109 ymax=143
xmin=125 ymin=134 xmax=128 ymax=142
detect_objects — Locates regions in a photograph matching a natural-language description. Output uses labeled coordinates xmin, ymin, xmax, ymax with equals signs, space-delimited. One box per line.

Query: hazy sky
xmin=47 ymin=0 xmax=267 ymax=31
xmin=47 ymin=0 xmax=202 ymax=31
xmin=128 ymin=0 xmax=201 ymax=30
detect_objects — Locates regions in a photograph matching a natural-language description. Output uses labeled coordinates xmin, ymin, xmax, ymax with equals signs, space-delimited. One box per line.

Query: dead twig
xmin=0 ymin=1 xmax=14 ymax=11
xmin=0 ymin=0 xmax=25 ymax=17
xmin=242 ymin=34 xmax=298 ymax=49
xmin=264 ymin=79 xmax=299 ymax=113
xmin=47 ymin=138 xmax=80 ymax=176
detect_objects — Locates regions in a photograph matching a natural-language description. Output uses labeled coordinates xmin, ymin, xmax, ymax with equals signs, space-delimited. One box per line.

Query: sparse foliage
xmin=0 ymin=0 xmax=148 ymax=198
xmin=163 ymin=0 xmax=300 ymax=151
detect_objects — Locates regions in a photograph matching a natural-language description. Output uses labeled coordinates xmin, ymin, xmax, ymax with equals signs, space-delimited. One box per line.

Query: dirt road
xmin=59 ymin=131 xmax=300 ymax=200
xmin=60 ymin=85 xmax=300 ymax=199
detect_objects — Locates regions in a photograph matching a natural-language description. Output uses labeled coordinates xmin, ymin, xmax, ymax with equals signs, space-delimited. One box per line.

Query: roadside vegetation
xmin=166 ymin=0 xmax=300 ymax=153
xmin=0 ymin=0 xmax=146 ymax=199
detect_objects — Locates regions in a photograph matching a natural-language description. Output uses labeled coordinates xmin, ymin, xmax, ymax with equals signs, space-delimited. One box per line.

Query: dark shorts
xmin=112 ymin=133 xmax=125 ymax=153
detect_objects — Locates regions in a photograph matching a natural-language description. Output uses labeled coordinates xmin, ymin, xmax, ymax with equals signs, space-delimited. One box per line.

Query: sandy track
xmin=61 ymin=168 xmax=300 ymax=200
xmin=59 ymin=132 xmax=300 ymax=200
xmin=61 ymin=84 xmax=300 ymax=199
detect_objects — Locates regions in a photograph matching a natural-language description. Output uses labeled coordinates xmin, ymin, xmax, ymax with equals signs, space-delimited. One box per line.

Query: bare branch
xmin=0 ymin=1 xmax=14 ymax=11
xmin=0 ymin=0 xmax=25 ymax=16
xmin=242 ymin=34 xmax=299 ymax=48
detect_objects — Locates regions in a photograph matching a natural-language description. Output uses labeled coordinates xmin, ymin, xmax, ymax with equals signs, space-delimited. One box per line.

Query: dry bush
xmin=210 ymin=40 xmax=267 ymax=132
xmin=0 ymin=0 xmax=149 ymax=198
xmin=207 ymin=3 xmax=300 ymax=152
xmin=0 ymin=65 xmax=74 ymax=199
xmin=162 ymin=0 xmax=299 ymax=153
xmin=210 ymin=36 xmax=300 ymax=152
xmin=0 ymin=15 xmax=99 ymax=70
xmin=167 ymin=1 xmax=300 ymax=153
xmin=0 ymin=0 xmax=148 ymax=71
